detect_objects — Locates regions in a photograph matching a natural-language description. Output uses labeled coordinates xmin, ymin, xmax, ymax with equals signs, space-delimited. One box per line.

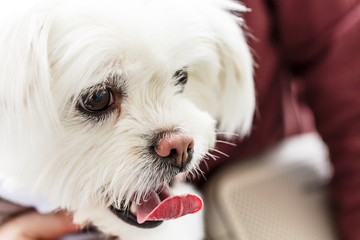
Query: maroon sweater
xmin=198 ymin=1 xmax=360 ymax=239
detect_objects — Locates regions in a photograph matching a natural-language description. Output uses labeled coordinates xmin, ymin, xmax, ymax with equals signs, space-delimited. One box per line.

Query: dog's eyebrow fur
xmin=106 ymin=71 xmax=127 ymax=90
xmin=173 ymin=68 xmax=188 ymax=86
xmin=75 ymin=71 xmax=127 ymax=103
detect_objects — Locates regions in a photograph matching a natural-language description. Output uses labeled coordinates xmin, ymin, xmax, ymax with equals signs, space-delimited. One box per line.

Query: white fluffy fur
xmin=0 ymin=0 xmax=254 ymax=239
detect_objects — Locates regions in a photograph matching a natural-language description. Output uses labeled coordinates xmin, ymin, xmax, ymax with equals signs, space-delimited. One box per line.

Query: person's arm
xmin=0 ymin=211 xmax=80 ymax=240
xmin=269 ymin=0 xmax=360 ymax=239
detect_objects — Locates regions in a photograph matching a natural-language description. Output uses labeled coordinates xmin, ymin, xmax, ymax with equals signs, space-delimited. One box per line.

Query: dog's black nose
xmin=154 ymin=129 xmax=194 ymax=171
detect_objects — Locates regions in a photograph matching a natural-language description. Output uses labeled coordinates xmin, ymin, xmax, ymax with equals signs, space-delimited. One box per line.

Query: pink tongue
xmin=136 ymin=191 xmax=203 ymax=224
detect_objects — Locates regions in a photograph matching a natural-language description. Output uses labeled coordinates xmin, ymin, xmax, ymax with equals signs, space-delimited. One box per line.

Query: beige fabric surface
xmin=204 ymin=134 xmax=336 ymax=240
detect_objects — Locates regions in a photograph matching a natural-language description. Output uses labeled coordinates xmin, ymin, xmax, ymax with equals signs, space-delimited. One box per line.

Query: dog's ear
xmin=0 ymin=3 xmax=58 ymax=163
xmin=186 ymin=0 xmax=255 ymax=137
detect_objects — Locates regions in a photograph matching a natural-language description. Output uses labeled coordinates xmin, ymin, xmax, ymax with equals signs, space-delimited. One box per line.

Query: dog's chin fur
xmin=0 ymin=0 xmax=254 ymax=239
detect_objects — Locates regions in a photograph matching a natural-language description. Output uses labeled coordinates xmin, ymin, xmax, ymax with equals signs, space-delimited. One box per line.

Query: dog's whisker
xmin=192 ymin=167 xmax=207 ymax=181
xmin=215 ymin=140 xmax=237 ymax=147
xmin=200 ymin=157 xmax=211 ymax=172
xmin=206 ymin=152 xmax=219 ymax=161
xmin=187 ymin=167 xmax=200 ymax=181
xmin=188 ymin=170 xmax=196 ymax=179
xmin=215 ymin=131 xmax=240 ymax=137
xmin=209 ymin=148 xmax=230 ymax=158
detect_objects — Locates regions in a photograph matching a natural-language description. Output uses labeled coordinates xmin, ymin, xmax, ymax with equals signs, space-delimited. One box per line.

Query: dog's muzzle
xmin=109 ymin=129 xmax=202 ymax=228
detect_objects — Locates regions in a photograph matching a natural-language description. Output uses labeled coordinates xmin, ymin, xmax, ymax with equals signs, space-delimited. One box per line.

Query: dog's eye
xmin=174 ymin=69 xmax=188 ymax=86
xmin=80 ymin=88 xmax=114 ymax=113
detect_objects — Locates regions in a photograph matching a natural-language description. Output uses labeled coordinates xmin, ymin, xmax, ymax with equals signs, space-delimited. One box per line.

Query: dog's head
xmin=0 ymin=0 xmax=254 ymax=237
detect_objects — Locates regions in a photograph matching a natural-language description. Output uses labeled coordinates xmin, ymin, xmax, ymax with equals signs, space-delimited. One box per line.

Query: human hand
xmin=0 ymin=210 xmax=81 ymax=240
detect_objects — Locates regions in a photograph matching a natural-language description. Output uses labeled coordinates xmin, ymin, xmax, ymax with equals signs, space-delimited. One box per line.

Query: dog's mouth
xmin=109 ymin=183 xmax=203 ymax=228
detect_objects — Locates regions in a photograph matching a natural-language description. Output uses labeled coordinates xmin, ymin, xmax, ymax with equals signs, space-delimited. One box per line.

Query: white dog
xmin=0 ymin=0 xmax=255 ymax=239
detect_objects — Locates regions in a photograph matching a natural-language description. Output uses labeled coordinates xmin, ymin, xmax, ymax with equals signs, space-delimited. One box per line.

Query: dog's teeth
xmin=130 ymin=202 xmax=137 ymax=215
